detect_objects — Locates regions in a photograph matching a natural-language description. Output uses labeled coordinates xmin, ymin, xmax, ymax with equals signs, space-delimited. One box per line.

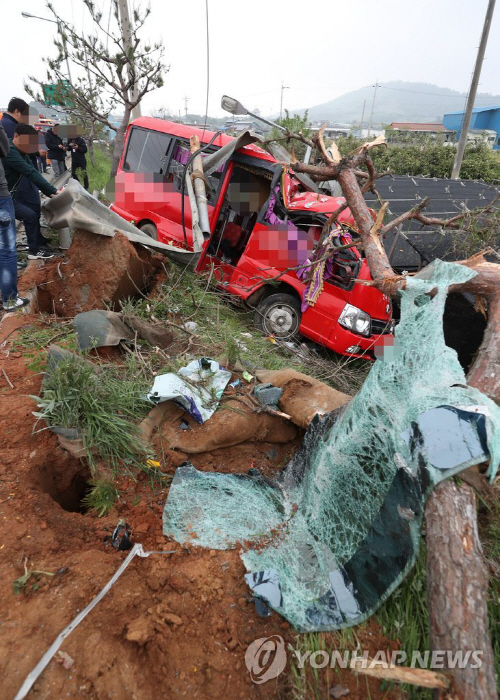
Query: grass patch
xmin=375 ymin=546 xmax=431 ymax=700
xmin=82 ymin=479 xmax=119 ymax=516
xmin=10 ymin=322 xmax=77 ymax=373
xmin=120 ymin=263 xmax=370 ymax=394
xmin=86 ymin=144 xmax=112 ymax=198
xmin=32 ymin=352 xmax=152 ymax=474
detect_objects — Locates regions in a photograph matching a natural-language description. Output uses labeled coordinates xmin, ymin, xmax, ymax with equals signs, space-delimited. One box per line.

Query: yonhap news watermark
xmin=244 ymin=635 xmax=483 ymax=684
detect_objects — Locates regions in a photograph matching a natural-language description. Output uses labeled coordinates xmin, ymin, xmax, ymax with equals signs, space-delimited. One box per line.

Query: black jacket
xmin=1 ymin=113 xmax=38 ymax=168
xmin=45 ymin=129 xmax=66 ymax=161
xmin=67 ymin=137 xmax=87 ymax=168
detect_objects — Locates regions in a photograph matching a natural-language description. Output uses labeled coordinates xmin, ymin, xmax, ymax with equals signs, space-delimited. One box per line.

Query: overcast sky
xmin=2 ymin=0 xmax=500 ymax=119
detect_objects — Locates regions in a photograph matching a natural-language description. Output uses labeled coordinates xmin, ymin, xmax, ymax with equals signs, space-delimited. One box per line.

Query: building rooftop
xmin=444 ymin=106 xmax=500 ymax=115
xmin=390 ymin=122 xmax=447 ymax=132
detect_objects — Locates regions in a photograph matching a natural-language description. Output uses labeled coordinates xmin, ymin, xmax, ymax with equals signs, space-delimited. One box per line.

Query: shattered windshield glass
xmin=163 ymin=260 xmax=500 ymax=632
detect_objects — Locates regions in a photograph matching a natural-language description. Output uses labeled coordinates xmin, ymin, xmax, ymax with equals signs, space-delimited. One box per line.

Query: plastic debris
xmin=253 ymin=383 xmax=283 ymax=408
xmin=107 ymin=521 xmax=132 ymax=551
xmin=229 ymin=379 xmax=241 ymax=389
xmin=74 ymin=310 xmax=134 ymax=350
xmin=147 ymin=358 xmax=231 ymax=424
xmin=162 ymin=260 xmax=500 ymax=632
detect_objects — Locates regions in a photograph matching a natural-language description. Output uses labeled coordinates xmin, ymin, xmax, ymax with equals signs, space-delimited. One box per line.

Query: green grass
xmin=120 ymin=263 xmax=369 ymax=395
xmin=10 ymin=322 xmax=77 ymax=372
xmin=375 ymin=546 xmax=431 ymax=700
xmin=32 ymin=352 xmax=152 ymax=474
xmin=85 ymin=144 xmax=112 ymax=196
xmin=82 ymin=479 xmax=119 ymax=516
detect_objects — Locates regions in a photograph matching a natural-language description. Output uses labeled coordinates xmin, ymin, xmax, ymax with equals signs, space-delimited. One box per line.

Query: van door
xmin=200 ymin=161 xmax=273 ymax=289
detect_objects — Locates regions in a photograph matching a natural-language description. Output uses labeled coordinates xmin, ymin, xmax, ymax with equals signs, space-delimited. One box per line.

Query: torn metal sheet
xmin=41 ymin=179 xmax=201 ymax=262
xmin=162 ymin=260 xmax=500 ymax=632
xmin=74 ymin=310 xmax=134 ymax=351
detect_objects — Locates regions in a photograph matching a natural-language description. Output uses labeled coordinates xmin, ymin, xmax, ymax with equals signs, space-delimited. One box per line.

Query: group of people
xmin=0 ymin=97 xmax=89 ymax=312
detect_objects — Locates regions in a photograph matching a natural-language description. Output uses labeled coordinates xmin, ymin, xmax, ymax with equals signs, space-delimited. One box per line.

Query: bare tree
xmin=26 ymin=0 xmax=167 ymax=176
xmin=266 ymin=125 xmax=499 ymax=699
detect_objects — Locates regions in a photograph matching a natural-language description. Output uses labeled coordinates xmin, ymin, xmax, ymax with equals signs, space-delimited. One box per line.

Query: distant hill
xmin=292 ymin=81 xmax=500 ymax=126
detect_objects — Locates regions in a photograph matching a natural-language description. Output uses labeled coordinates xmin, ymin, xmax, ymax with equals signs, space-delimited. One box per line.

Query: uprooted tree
xmin=265 ymin=125 xmax=499 ymax=699
xmin=25 ymin=0 xmax=167 ymax=176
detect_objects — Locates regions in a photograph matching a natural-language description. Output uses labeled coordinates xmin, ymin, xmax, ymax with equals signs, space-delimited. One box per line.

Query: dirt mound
xmin=19 ymin=230 xmax=158 ymax=317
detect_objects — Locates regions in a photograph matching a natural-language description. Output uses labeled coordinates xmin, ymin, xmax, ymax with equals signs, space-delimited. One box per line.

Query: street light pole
xmin=451 ymin=0 xmax=496 ymax=179
xmin=116 ymin=0 xmax=141 ymax=121
xmin=367 ymin=79 xmax=380 ymax=138
xmin=280 ymin=81 xmax=289 ymax=120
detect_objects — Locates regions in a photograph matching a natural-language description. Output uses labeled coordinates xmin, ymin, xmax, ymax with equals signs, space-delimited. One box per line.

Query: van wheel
xmin=139 ymin=223 xmax=157 ymax=240
xmin=254 ymin=293 xmax=301 ymax=339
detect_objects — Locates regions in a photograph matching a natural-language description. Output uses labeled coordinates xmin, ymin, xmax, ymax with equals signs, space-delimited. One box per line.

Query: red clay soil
xmin=0 ymin=311 xmax=404 ymax=700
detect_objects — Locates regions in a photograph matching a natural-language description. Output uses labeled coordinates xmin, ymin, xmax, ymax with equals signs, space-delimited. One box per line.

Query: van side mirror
xmin=221 ymin=95 xmax=248 ymax=116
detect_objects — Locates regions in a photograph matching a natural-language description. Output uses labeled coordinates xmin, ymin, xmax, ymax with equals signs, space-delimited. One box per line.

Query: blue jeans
xmin=0 ymin=195 xmax=18 ymax=302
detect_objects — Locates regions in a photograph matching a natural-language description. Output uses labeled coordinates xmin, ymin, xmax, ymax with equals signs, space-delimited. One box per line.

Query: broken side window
xmin=122 ymin=127 xmax=172 ymax=174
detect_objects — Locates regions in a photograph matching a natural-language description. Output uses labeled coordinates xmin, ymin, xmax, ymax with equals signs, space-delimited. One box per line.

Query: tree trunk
xmin=425 ymin=290 xmax=500 ymax=700
xmin=425 ymin=481 xmax=496 ymax=699
xmin=88 ymin=119 xmax=96 ymax=167
xmin=110 ymin=110 xmax=130 ymax=178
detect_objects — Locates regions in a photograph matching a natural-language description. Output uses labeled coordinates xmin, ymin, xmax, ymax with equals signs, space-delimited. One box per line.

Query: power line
xmin=202 ymin=0 xmax=210 ymax=134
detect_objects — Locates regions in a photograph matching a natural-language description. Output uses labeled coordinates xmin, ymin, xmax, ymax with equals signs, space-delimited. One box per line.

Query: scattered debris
xmin=74 ymin=310 xmax=134 ymax=350
xmin=55 ymin=651 xmax=74 ymax=670
xmin=162 ymin=261 xmax=500 ymax=632
xmin=147 ymin=357 xmax=231 ymax=423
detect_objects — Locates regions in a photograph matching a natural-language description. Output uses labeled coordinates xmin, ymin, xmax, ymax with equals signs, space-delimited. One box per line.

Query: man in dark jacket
xmin=0 ymin=122 xmax=29 ymax=311
xmin=1 ymin=97 xmax=39 ymax=187
xmin=67 ymin=135 xmax=89 ymax=190
xmin=45 ymin=124 xmax=67 ymax=179
xmin=2 ymin=124 xmax=57 ymax=260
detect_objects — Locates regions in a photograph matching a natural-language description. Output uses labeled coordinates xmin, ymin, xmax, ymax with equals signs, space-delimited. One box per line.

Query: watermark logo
xmin=244 ymin=635 xmax=287 ymax=684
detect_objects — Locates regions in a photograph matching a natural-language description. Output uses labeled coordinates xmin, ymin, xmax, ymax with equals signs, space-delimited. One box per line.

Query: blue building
xmin=443 ymin=106 xmax=500 ymax=150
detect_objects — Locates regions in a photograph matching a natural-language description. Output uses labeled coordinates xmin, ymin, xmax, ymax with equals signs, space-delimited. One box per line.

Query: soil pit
xmin=0 ymin=328 xmax=404 ymax=697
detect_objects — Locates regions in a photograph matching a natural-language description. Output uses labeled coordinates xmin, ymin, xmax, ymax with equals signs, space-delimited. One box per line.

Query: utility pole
xmin=451 ymin=0 xmax=496 ymax=179
xmin=367 ymin=79 xmax=380 ymax=138
xmin=117 ymin=0 xmax=141 ymax=121
xmin=183 ymin=96 xmax=190 ymax=119
xmin=359 ymin=99 xmax=366 ymax=137
xmin=280 ymin=81 xmax=289 ymax=120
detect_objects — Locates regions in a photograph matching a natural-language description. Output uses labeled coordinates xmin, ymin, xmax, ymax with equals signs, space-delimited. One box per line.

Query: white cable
xmin=13 ymin=544 xmax=175 ymax=700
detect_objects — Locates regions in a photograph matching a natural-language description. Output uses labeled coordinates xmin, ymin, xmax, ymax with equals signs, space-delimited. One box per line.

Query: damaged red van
xmin=110 ymin=118 xmax=394 ymax=358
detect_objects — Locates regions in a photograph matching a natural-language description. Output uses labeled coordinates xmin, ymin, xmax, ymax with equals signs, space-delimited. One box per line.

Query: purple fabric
xmin=297 ymin=228 xmax=353 ymax=312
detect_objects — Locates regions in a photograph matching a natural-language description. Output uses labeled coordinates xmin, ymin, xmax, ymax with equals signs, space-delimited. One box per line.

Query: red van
xmin=111 ymin=118 xmax=394 ymax=358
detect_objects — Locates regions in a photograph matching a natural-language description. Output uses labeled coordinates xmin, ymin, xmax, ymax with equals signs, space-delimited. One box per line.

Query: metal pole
xmin=451 ymin=0 xmax=496 ymax=179
xmin=117 ymin=0 xmax=141 ymax=121
xmin=367 ymin=80 xmax=379 ymax=138
xmin=280 ymin=81 xmax=289 ymax=120
xmin=359 ymin=99 xmax=366 ymax=137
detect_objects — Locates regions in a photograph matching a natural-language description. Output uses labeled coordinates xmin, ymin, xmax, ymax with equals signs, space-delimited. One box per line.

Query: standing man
xmin=68 ymin=132 xmax=89 ymax=190
xmin=2 ymin=124 xmax=57 ymax=260
xmin=45 ymin=124 xmax=67 ymax=179
xmin=0 ymin=122 xmax=28 ymax=311
xmin=1 ymin=98 xmax=38 ymax=168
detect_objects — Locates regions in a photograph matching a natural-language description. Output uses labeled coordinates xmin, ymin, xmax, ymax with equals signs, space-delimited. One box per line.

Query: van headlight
xmin=338 ymin=304 xmax=371 ymax=336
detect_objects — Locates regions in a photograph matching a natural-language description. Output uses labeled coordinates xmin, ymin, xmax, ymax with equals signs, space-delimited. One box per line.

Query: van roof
xmin=130 ymin=117 xmax=277 ymax=163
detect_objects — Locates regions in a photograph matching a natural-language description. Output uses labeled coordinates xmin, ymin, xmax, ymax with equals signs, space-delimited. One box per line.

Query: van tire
xmin=139 ymin=223 xmax=158 ymax=240
xmin=254 ymin=293 xmax=301 ymax=339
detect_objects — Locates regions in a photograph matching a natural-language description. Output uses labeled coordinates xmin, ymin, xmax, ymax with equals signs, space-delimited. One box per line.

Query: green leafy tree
xmin=26 ymin=0 xmax=167 ymax=176
xmin=268 ymin=110 xmax=311 ymax=160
